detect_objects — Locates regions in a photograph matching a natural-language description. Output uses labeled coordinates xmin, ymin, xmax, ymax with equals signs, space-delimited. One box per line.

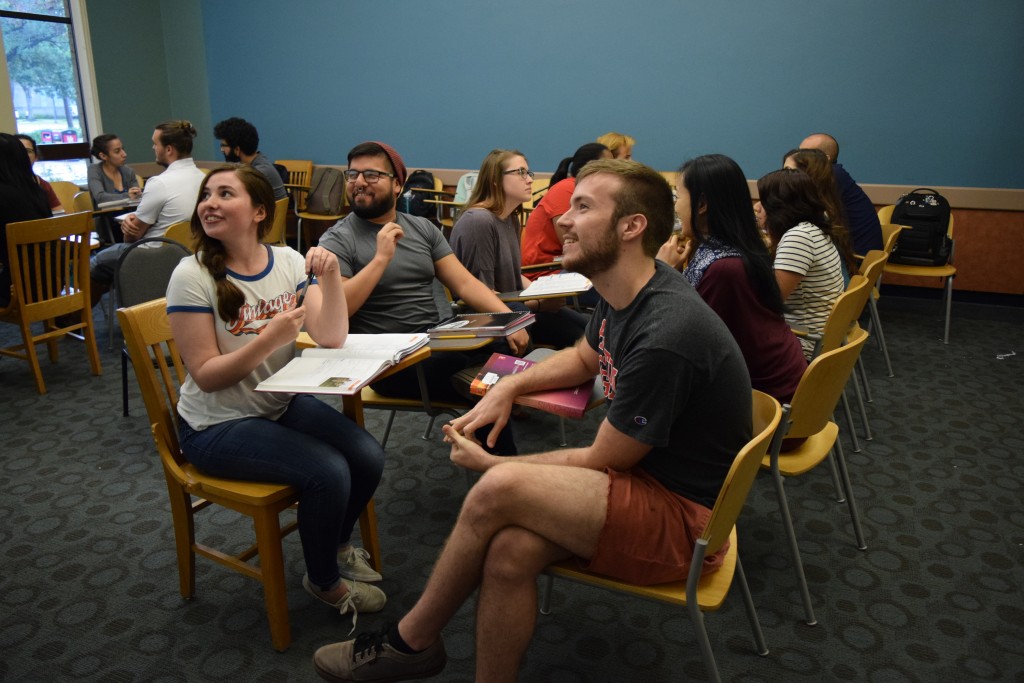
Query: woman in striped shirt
xmin=758 ymin=168 xmax=845 ymax=359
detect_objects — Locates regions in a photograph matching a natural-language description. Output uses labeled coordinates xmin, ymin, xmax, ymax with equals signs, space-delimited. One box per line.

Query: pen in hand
xmin=296 ymin=272 xmax=314 ymax=307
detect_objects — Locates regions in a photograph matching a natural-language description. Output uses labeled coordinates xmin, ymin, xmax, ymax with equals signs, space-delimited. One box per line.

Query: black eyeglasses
xmin=343 ymin=169 xmax=396 ymax=183
xmin=503 ymin=168 xmax=535 ymax=179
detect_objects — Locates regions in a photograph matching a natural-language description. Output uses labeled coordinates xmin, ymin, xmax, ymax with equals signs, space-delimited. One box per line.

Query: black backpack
xmin=399 ymin=170 xmax=437 ymax=221
xmin=889 ymin=188 xmax=952 ymax=266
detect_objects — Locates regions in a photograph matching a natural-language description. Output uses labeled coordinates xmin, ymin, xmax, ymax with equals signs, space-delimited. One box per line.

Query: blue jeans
xmin=178 ymin=395 xmax=385 ymax=590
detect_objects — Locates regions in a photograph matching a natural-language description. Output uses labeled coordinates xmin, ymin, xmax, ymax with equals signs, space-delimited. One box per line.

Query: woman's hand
xmin=128 ymin=186 xmax=142 ymax=200
xmin=305 ymin=246 xmax=339 ymax=279
xmin=657 ymin=234 xmax=691 ymax=271
xmin=261 ymin=304 xmax=306 ymax=349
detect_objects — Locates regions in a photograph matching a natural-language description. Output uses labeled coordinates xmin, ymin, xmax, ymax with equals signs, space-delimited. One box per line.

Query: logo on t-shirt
xmin=634 ymin=416 xmax=648 ymax=426
xmin=226 ymin=291 xmax=297 ymax=336
xmin=597 ymin=318 xmax=618 ymax=400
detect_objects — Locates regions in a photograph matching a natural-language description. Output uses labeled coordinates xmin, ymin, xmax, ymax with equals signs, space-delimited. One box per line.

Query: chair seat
xmin=296 ymin=210 xmax=346 ymax=222
xmin=883 ymin=263 xmax=956 ymax=278
xmin=545 ymin=526 xmax=738 ymax=612
xmin=761 ymin=421 xmax=839 ymax=476
xmin=178 ymin=461 xmax=299 ymax=506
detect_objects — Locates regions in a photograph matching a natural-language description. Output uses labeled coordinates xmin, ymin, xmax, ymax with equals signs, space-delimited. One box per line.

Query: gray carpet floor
xmin=1 ymin=293 xmax=1022 ymax=682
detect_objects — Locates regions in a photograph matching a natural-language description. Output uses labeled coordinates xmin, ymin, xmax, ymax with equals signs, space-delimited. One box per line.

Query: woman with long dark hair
xmin=660 ymin=154 xmax=806 ymax=401
xmin=0 ymin=133 xmax=52 ymax=307
xmin=166 ymin=165 xmax=386 ymax=619
xmin=521 ymin=143 xmax=610 ymax=276
xmin=758 ymin=168 xmax=846 ymax=359
xmin=783 ymin=148 xmax=857 ymax=273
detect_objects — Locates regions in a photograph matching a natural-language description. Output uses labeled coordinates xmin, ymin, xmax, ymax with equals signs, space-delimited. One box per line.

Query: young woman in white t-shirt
xmin=166 ymin=165 xmax=386 ymax=618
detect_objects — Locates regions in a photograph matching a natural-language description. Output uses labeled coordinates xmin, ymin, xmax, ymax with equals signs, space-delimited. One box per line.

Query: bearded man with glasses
xmin=318 ymin=141 xmax=529 ymax=454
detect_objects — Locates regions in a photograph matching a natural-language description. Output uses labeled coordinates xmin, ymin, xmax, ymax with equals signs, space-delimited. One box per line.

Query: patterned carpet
xmin=1 ymin=292 xmax=1022 ymax=682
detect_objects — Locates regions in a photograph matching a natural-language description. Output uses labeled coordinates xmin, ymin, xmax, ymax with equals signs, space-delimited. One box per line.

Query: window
xmin=1 ymin=0 xmax=89 ymax=147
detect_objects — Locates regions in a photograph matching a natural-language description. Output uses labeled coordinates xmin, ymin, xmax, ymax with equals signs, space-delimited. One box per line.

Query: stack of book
xmin=427 ymin=311 xmax=535 ymax=339
xmin=255 ymin=333 xmax=429 ymax=395
xmin=469 ymin=352 xmax=596 ymax=418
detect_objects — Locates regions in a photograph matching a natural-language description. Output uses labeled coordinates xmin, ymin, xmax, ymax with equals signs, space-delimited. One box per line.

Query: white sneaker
xmin=338 ymin=545 xmax=383 ymax=582
xmin=303 ymin=574 xmax=387 ymax=634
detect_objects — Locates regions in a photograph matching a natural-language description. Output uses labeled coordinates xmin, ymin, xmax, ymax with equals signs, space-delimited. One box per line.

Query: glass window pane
xmin=2 ymin=12 xmax=85 ymax=145
xmin=0 ymin=1 xmax=68 ymax=19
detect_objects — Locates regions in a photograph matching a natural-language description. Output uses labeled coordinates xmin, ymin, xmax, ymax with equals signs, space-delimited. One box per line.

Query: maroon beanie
xmin=367 ymin=141 xmax=408 ymax=187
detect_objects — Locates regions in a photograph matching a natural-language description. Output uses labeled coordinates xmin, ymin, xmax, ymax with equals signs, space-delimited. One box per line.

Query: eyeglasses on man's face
xmin=503 ymin=167 xmax=535 ymax=179
xmin=343 ymin=169 xmax=396 ymax=183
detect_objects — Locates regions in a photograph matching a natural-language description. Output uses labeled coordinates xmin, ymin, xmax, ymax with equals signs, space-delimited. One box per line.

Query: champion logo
xmin=634 ymin=416 xmax=648 ymax=426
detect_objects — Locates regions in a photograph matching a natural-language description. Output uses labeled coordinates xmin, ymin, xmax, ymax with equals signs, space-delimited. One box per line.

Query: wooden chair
xmin=118 ymin=299 xmax=381 ymax=652
xmin=798 ymin=274 xmax=874 ymax=451
xmin=877 ymin=205 xmax=957 ymax=343
xmin=71 ymin=190 xmax=94 ymax=213
xmin=541 ymin=391 xmax=783 ymax=683
xmin=761 ymin=326 xmax=870 ymax=626
xmin=0 ymin=212 xmax=102 ymax=394
xmin=162 ymin=220 xmax=194 ymax=252
xmin=276 ymin=159 xmax=344 ymax=251
xmin=49 ymin=180 xmax=81 ymax=211
xmin=262 ymin=197 xmax=290 ymax=246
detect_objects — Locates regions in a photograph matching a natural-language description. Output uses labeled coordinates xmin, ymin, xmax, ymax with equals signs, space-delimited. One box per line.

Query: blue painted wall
xmin=107 ymin=0 xmax=1024 ymax=188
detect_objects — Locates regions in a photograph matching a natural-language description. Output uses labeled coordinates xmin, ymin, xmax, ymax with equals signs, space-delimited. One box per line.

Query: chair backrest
xmin=162 ymin=220 xmax=194 ymax=252
xmin=49 ymin=180 xmax=80 ymax=210
xmin=5 ymin=212 xmax=93 ymax=318
xmin=72 ymin=190 xmax=94 ymax=213
xmin=114 ymin=238 xmax=191 ymax=308
xmin=275 ymin=159 xmax=314 ymax=210
xmin=701 ymin=390 xmax=783 ymax=552
xmin=857 ymin=250 xmax=888 ymax=286
xmin=118 ymin=298 xmax=187 ymax=455
xmin=785 ymin=326 xmax=869 ymax=440
xmin=880 ymin=224 xmax=903 ymax=256
xmin=262 ymin=197 xmax=290 ymax=246
xmin=817 ymin=274 xmax=871 ymax=355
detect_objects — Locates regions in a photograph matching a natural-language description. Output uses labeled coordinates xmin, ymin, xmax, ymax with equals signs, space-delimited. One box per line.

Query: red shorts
xmin=583 ymin=468 xmax=727 ymax=585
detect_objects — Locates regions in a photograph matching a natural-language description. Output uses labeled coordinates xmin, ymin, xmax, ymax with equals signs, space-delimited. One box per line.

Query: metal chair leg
xmin=849 ymin=372 xmax=872 ymax=441
xmin=832 ymin=440 xmax=867 ymax=550
xmin=769 ymin=466 xmax=817 ymax=625
xmin=943 ymin=275 xmax=953 ymax=344
xmin=735 ymin=556 xmax=769 ymax=656
xmin=868 ymin=297 xmax=895 ymax=377
xmin=539 ymin=574 xmax=555 ymax=615
xmin=840 ymin=390 xmax=861 ymax=452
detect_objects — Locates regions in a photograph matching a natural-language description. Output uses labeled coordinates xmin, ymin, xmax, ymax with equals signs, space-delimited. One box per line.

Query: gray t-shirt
xmin=250 ymin=152 xmax=288 ymax=201
xmin=585 ymin=261 xmax=752 ymax=508
xmin=449 ymin=208 xmax=522 ymax=292
xmin=319 ymin=212 xmax=453 ymax=334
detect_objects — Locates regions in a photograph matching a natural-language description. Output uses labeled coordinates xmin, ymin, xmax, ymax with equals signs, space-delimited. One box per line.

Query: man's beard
xmin=350 ymin=189 xmax=396 ymax=220
xmin=562 ymin=225 xmax=619 ymax=278
xmin=223 ymin=150 xmax=241 ymax=163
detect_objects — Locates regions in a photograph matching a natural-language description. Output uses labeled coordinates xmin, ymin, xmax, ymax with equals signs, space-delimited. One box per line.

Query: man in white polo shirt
xmin=89 ymin=120 xmax=205 ymax=305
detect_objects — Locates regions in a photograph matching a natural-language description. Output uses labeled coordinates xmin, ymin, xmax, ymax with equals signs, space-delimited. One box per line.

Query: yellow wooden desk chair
xmin=71 ymin=190 xmax=94 ymax=213
xmin=0 ymin=212 xmax=102 ymax=393
xmin=162 ymin=220 xmax=195 ymax=252
xmin=262 ymin=197 xmax=290 ymax=246
xmin=877 ymin=205 xmax=956 ymax=343
xmin=48 ymin=180 xmax=81 ymax=211
xmin=541 ymin=391 xmax=782 ymax=683
xmin=761 ymin=326 xmax=870 ymax=626
xmin=118 ymin=299 xmax=381 ymax=652
xmin=857 ymin=250 xmax=894 ymax=385
xmin=795 ymin=273 xmax=874 ymax=453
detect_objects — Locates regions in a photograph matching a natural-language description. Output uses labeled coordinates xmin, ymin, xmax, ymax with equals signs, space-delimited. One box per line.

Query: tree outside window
xmin=1 ymin=0 xmax=87 ymax=146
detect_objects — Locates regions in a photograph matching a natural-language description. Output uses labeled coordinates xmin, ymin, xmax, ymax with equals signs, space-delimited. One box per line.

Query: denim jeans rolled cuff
xmin=175 ymin=396 xmax=385 ymax=591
